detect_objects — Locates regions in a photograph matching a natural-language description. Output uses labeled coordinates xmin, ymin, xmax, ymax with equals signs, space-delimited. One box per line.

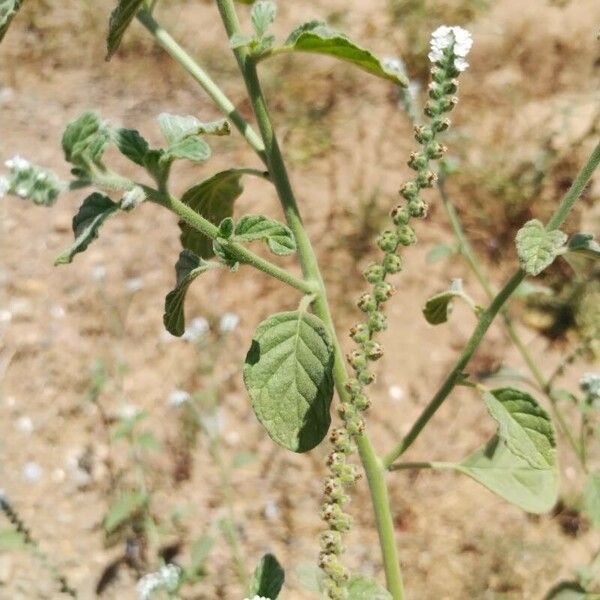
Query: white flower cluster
xmin=580 ymin=373 xmax=600 ymax=402
xmin=136 ymin=564 xmax=181 ymax=600
xmin=428 ymin=25 xmax=473 ymax=72
xmin=1 ymin=155 xmax=64 ymax=205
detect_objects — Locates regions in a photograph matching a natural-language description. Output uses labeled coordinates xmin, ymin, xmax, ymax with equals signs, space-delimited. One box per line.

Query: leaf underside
xmin=243 ymin=311 xmax=334 ymax=453
xmin=422 ymin=289 xmax=461 ymax=325
xmin=516 ymin=219 xmax=567 ymax=276
xmin=0 ymin=0 xmax=23 ymax=42
xmin=106 ymin=0 xmax=145 ymax=60
xmin=248 ymin=553 xmax=285 ymax=599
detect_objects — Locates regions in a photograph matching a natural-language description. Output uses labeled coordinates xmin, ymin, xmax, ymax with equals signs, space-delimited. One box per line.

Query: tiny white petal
xmin=125 ymin=277 xmax=144 ymax=293
xmin=388 ymin=385 xmax=405 ymax=402
xmin=168 ymin=389 xmax=191 ymax=407
xmin=220 ymin=312 xmax=240 ymax=333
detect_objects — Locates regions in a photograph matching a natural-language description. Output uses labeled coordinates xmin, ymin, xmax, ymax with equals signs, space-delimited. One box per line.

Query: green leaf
xmin=106 ymin=0 xmax=144 ymax=60
xmin=482 ymin=388 xmax=555 ymax=469
xmin=104 ymin=490 xmax=147 ymax=533
xmin=252 ymin=0 xmax=276 ymax=38
xmin=516 ymin=219 xmax=567 ymax=276
xmin=456 ymin=436 xmax=558 ymax=514
xmin=544 ymin=581 xmax=588 ymax=600
xmin=114 ymin=128 xmax=149 ymax=165
xmin=164 ymin=250 xmax=219 ymax=336
xmin=179 ymin=170 xmax=245 ymax=258
xmin=166 ymin=136 xmax=211 ymax=163
xmin=567 ymin=233 xmax=600 ymax=259
xmin=231 ymin=451 xmax=257 ymax=468
xmin=243 ymin=311 xmax=334 ymax=452
xmin=62 ymin=112 xmax=110 ymax=172
xmin=157 ymin=113 xmax=230 ymax=145
xmin=55 ymin=193 xmax=119 ymax=265
xmin=0 ymin=0 xmax=23 ymax=42
xmin=347 ymin=576 xmax=393 ymax=600
xmin=234 ymin=215 xmax=296 ymax=256
xmin=422 ymin=279 xmax=469 ymax=325
xmin=295 ymin=563 xmax=325 ymax=594
xmin=512 ymin=280 xmax=553 ymax=299
xmin=248 ymin=553 xmax=285 ymax=599
xmin=218 ymin=216 xmax=235 ymax=239
xmin=584 ymin=471 xmax=600 ymax=529
xmin=281 ymin=21 xmax=408 ymax=86
xmin=426 ymin=243 xmax=456 ymax=264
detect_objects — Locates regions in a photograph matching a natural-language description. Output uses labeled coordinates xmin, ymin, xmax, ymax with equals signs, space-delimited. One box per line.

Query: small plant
xmin=1 ymin=1 xmax=599 ymax=598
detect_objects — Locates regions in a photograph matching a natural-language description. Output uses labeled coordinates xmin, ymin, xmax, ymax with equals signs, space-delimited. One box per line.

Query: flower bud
xmin=347 ymin=350 xmax=368 ymax=371
xmin=415 ymin=169 xmax=437 ymax=188
xmin=414 ymin=125 xmax=434 ymax=144
xmin=320 ymin=530 xmax=344 ymax=554
xmin=425 ymin=142 xmax=446 ymax=160
xmin=438 ymin=96 xmax=458 ymax=112
xmin=427 ymin=81 xmax=444 ymax=100
xmin=407 ymin=151 xmax=428 ymax=171
xmin=424 ymin=100 xmax=439 ymax=118
xmin=363 ymin=263 xmax=385 ymax=284
xmin=344 ymin=379 xmax=362 ymax=396
xmin=391 ymin=204 xmax=411 ymax=226
xmin=431 ymin=67 xmax=445 ymax=83
xmin=383 ymin=253 xmax=403 ymax=274
xmin=368 ymin=311 xmax=387 ymax=332
xmin=399 ymin=181 xmax=419 ymax=201
xmin=397 ymin=225 xmax=417 ymax=246
xmin=349 ymin=323 xmax=370 ymax=344
xmin=344 ymin=416 xmax=364 ymax=437
xmin=358 ymin=369 xmax=375 ymax=385
xmin=432 ymin=117 xmax=451 ymax=132
xmin=363 ymin=340 xmax=384 ymax=361
xmin=408 ymin=198 xmax=428 ymax=218
xmin=377 ymin=229 xmax=399 ymax=253
xmin=330 ymin=427 xmax=353 ymax=454
xmin=443 ymin=79 xmax=458 ymax=94
xmin=353 ymin=393 xmax=371 ymax=411
xmin=373 ymin=281 xmax=395 ymax=302
xmin=357 ymin=293 xmax=377 ymax=313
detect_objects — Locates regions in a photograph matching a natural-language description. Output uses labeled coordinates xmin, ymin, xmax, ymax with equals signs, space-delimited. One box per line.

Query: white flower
xmin=0 ymin=176 xmax=9 ymax=198
xmin=182 ymin=316 xmax=210 ymax=342
xmin=136 ymin=564 xmax=181 ymax=600
xmin=428 ymin=25 xmax=473 ymax=72
xmin=580 ymin=373 xmax=600 ymax=401
xmin=220 ymin=312 xmax=240 ymax=333
xmin=168 ymin=389 xmax=191 ymax=407
xmin=5 ymin=155 xmax=30 ymax=171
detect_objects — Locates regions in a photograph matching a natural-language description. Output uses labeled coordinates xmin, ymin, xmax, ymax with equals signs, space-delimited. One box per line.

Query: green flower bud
xmin=344 ymin=415 xmax=364 ymax=437
xmin=407 ymin=151 xmax=428 ymax=171
xmin=353 ymin=393 xmax=371 ymax=411
xmin=377 ymin=229 xmax=399 ymax=253
xmin=373 ymin=281 xmax=395 ymax=302
xmin=344 ymin=379 xmax=362 ymax=396
xmin=363 ymin=340 xmax=384 ymax=361
xmin=414 ymin=125 xmax=434 ymax=144
xmin=320 ymin=530 xmax=344 ymax=554
xmin=408 ymin=198 xmax=428 ymax=218
xmin=357 ymin=292 xmax=377 ymax=313
xmin=427 ymin=81 xmax=444 ymax=100
xmin=431 ymin=67 xmax=445 ymax=83
xmin=349 ymin=323 xmax=370 ymax=344
xmin=425 ymin=142 xmax=446 ymax=160
xmin=383 ymin=253 xmax=403 ymax=274
xmin=432 ymin=117 xmax=451 ymax=132
xmin=319 ymin=549 xmax=350 ymax=581
xmin=330 ymin=427 xmax=354 ymax=454
xmin=443 ymin=79 xmax=458 ymax=94
xmin=424 ymin=100 xmax=439 ymax=118
xmin=391 ymin=204 xmax=411 ymax=226
xmin=368 ymin=311 xmax=387 ymax=332
xmin=397 ymin=225 xmax=417 ymax=246
xmin=363 ymin=263 xmax=385 ymax=284
xmin=438 ymin=96 xmax=458 ymax=113
xmin=347 ymin=350 xmax=368 ymax=371
xmin=324 ymin=478 xmax=349 ymax=504
xmin=358 ymin=369 xmax=375 ymax=385
xmin=415 ymin=169 xmax=437 ymax=188
xmin=399 ymin=181 xmax=419 ymax=201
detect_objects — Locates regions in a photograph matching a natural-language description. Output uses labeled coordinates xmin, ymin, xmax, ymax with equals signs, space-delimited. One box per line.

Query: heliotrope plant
xmin=1 ymin=1 xmax=600 ymax=599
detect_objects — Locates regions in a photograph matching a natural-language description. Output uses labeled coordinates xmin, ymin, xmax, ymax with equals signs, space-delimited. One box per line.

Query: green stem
xmin=136 ymin=9 xmax=266 ymax=162
xmin=148 ymin=188 xmax=316 ymax=295
xmin=438 ymin=178 xmax=585 ymax=464
xmin=214 ymin=2 xmax=405 ymax=597
xmin=384 ymin=140 xmax=600 ymax=469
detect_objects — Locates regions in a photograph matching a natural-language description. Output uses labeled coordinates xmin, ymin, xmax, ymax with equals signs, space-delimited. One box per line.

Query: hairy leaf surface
xmin=0 ymin=0 xmax=22 ymax=42
xmin=62 ymin=112 xmax=110 ymax=172
xmin=243 ymin=311 xmax=334 ymax=452
xmin=164 ymin=251 xmax=219 ymax=336
xmin=422 ymin=279 xmax=467 ymax=325
xmin=114 ymin=128 xmax=149 ymax=165
xmin=55 ymin=193 xmax=119 ymax=265
xmin=248 ymin=553 xmax=285 ymax=599
xmin=282 ymin=21 xmax=408 ymax=86
xmin=107 ymin=0 xmax=145 ymax=59
xmin=516 ymin=219 xmax=567 ymax=276
xmin=235 ymin=215 xmax=296 ymax=256
xmin=347 ymin=576 xmax=393 ymax=600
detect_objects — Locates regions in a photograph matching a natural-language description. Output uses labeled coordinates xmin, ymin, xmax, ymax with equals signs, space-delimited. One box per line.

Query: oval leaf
xmin=0 ymin=0 xmax=23 ymax=42
xmin=164 ymin=250 xmax=219 ymax=336
xmin=235 ymin=215 xmax=296 ymax=256
xmin=347 ymin=576 xmax=392 ymax=600
xmin=282 ymin=21 xmax=408 ymax=86
xmin=114 ymin=128 xmax=149 ymax=166
xmin=483 ymin=387 xmax=555 ymax=469
xmin=248 ymin=553 xmax=285 ymax=599
xmin=243 ymin=311 xmax=334 ymax=452
xmin=179 ymin=170 xmax=246 ymax=258
xmin=62 ymin=112 xmax=110 ymax=173
xmin=106 ymin=0 xmax=145 ymax=60
xmin=55 ymin=193 xmax=119 ymax=265
xmin=516 ymin=219 xmax=567 ymax=276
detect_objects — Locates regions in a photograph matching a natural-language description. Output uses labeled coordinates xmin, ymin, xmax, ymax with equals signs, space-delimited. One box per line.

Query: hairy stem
xmin=214 ymin=1 xmax=405 ymax=596
xmin=384 ymin=140 xmax=600 ymax=469
xmin=136 ymin=9 xmax=266 ymax=162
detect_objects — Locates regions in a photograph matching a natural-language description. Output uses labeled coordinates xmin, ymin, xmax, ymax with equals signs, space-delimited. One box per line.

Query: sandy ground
xmin=1 ymin=0 xmax=600 ymax=598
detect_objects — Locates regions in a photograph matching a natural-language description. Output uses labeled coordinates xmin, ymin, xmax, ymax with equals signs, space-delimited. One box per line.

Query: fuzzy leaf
xmin=164 ymin=250 xmax=218 ymax=336
xmin=114 ymin=128 xmax=149 ymax=165
xmin=456 ymin=436 xmax=558 ymax=514
xmin=252 ymin=0 xmax=276 ymax=38
xmin=282 ymin=21 xmax=408 ymax=86
xmin=516 ymin=219 xmax=567 ymax=276
xmin=347 ymin=576 xmax=393 ymax=600
xmin=482 ymin=388 xmax=555 ymax=470
xmin=158 ymin=113 xmax=230 ymax=145
xmin=106 ymin=0 xmax=144 ymax=59
xmin=243 ymin=311 xmax=334 ymax=452
xmin=0 ymin=0 xmax=23 ymax=42
xmin=62 ymin=112 xmax=110 ymax=172
xmin=426 ymin=243 xmax=456 ymax=264
xmin=544 ymin=581 xmax=588 ymax=600
xmin=235 ymin=215 xmax=296 ymax=256
xmin=567 ymin=233 xmax=600 ymax=259
xmin=584 ymin=471 xmax=600 ymax=529
xmin=166 ymin=136 xmax=211 ymax=163
xmin=179 ymin=170 xmax=245 ymax=258
xmin=248 ymin=553 xmax=285 ymax=599
xmin=104 ymin=490 xmax=147 ymax=533
xmin=55 ymin=193 xmax=119 ymax=265
xmin=422 ymin=279 xmax=467 ymax=325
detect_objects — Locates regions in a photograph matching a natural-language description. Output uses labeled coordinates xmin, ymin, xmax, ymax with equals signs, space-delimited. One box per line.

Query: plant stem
xmin=136 ymin=9 xmax=266 ymax=162
xmin=438 ymin=178 xmax=585 ymax=465
xmin=384 ymin=140 xmax=600 ymax=469
xmin=214 ymin=2 xmax=405 ymax=596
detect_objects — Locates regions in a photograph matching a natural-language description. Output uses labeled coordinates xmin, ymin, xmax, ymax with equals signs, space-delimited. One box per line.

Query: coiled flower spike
xmin=318 ymin=26 xmax=473 ymax=600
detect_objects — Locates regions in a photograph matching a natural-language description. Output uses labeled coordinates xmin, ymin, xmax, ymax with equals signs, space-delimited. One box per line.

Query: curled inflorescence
xmin=318 ymin=25 xmax=473 ymax=600
xmin=0 ymin=155 xmax=64 ymax=206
